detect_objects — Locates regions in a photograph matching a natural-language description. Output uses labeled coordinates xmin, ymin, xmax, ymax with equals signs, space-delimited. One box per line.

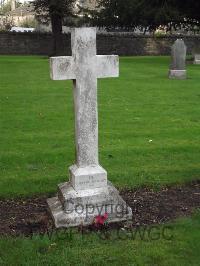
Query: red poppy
xmin=94 ymin=213 xmax=108 ymax=226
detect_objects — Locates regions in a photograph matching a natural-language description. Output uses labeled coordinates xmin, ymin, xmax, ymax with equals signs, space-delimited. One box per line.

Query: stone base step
xmin=47 ymin=181 xmax=132 ymax=228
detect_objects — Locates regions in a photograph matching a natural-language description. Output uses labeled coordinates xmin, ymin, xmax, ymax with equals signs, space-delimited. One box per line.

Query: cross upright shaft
xmin=72 ymin=28 xmax=99 ymax=167
xmin=50 ymin=28 xmax=119 ymax=190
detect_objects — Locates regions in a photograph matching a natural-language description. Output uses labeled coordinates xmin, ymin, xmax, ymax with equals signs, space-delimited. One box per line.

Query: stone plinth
xmin=169 ymin=69 xmax=187 ymax=80
xmin=47 ymin=181 xmax=132 ymax=228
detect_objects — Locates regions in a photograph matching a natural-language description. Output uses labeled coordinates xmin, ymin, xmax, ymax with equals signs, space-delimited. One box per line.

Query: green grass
xmin=0 ymin=56 xmax=200 ymax=265
xmin=0 ymin=56 xmax=200 ymax=197
xmin=0 ymin=212 xmax=200 ymax=266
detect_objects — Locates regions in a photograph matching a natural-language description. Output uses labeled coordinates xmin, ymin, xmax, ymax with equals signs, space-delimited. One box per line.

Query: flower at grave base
xmin=94 ymin=213 xmax=108 ymax=227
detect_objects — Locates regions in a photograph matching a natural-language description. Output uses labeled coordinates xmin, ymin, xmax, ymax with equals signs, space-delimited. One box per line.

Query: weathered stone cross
xmin=50 ymin=28 xmax=118 ymax=191
xmin=48 ymin=28 xmax=132 ymax=228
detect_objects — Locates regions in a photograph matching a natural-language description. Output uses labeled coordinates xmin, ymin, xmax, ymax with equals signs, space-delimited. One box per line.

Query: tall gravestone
xmin=47 ymin=28 xmax=132 ymax=228
xmin=169 ymin=39 xmax=187 ymax=79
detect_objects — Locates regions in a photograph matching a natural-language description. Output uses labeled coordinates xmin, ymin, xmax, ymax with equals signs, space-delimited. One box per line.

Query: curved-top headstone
xmin=169 ymin=39 xmax=187 ymax=79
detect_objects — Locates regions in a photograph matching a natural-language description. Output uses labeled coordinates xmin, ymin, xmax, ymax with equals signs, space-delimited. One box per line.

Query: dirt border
xmin=0 ymin=181 xmax=199 ymax=237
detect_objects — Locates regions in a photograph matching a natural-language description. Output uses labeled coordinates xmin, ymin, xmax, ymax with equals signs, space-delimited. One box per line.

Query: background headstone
xmin=169 ymin=39 xmax=187 ymax=79
xmin=193 ymin=45 xmax=200 ymax=64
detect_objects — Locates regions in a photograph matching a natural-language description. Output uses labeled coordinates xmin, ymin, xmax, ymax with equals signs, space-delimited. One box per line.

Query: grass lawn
xmin=0 ymin=56 xmax=200 ymax=265
xmin=1 ymin=56 xmax=200 ymax=197
xmin=0 ymin=213 xmax=199 ymax=266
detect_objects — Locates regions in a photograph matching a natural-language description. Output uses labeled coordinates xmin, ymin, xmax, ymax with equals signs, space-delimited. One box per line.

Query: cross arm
xmin=50 ymin=56 xmax=75 ymax=80
xmin=97 ymin=55 xmax=119 ymax=78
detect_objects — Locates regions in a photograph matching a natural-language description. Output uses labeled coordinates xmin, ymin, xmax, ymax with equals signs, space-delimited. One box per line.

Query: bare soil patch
xmin=0 ymin=181 xmax=199 ymax=236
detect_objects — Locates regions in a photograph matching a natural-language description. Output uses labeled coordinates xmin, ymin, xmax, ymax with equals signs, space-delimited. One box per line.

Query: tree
xmin=0 ymin=1 xmax=11 ymax=15
xmin=87 ymin=0 xmax=140 ymax=30
xmin=177 ymin=0 xmax=200 ymax=33
xmin=34 ymin=0 xmax=76 ymax=55
xmin=0 ymin=0 xmax=21 ymax=15
xmin=135 ymin=0 xmax=181 ymax=32
xmin=88 ymin=0 xmax=200 ymax=33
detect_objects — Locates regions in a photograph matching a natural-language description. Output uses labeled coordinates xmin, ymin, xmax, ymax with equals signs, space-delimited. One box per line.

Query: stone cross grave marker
xmin=169 ymin=39 xmax=187 ymax=79
xmin=47 ymin=28 xmax=132 ymax=228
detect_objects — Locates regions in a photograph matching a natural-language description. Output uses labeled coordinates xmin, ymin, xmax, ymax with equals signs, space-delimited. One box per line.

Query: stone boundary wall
xmin=0 ymin=32 xmax=199 ymax=56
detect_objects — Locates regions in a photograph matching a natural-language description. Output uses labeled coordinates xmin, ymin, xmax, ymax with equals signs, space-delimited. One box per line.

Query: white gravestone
xmin=47 ymin=28 xmax=132 ymax=228
xmin=194 ymin=54 xmax=200 ymax=65
xmin=169 ymin=39 xmax=187 ymax=79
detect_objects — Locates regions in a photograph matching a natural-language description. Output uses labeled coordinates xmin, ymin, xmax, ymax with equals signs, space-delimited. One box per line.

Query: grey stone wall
xmin=0 ymin=32 xmax=199 ymax=56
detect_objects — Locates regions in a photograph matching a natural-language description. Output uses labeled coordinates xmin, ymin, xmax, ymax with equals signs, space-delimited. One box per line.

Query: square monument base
xmin=69 ymin=164 xmax=107 ymax=191
xmin=47 ymin=181 xmax=132 ymax=228
xmin=169 ymin=69 xmax=186 ymax=79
